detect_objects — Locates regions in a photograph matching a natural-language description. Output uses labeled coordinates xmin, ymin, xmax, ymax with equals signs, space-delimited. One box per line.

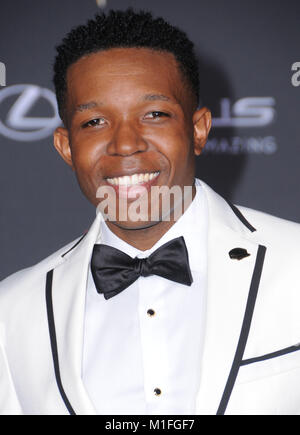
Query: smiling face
xmin=54 ymin=47 xmax=211 ymax=235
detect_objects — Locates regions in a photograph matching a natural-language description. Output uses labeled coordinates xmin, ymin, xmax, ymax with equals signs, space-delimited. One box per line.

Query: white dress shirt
xmin=82 ymin=180 xmax=208 ymax=414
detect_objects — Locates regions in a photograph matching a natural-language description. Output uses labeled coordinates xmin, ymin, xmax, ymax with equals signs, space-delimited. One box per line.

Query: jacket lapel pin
xmin=229 ymin=248 xmax=251 ymax=260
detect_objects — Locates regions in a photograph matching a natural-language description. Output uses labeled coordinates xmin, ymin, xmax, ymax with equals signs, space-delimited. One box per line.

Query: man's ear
xmin=193 ymin=107 xmax=212 ymax=156
xmin=53 ymin=127 xmax=74 ymax=170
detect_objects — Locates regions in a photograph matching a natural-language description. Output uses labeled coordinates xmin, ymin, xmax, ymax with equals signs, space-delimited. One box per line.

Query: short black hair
xmin=53 ymin=8 xmax=200 ymax=123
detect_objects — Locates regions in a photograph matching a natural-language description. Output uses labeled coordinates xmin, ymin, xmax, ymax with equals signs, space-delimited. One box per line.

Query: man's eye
xmin=144 ymin=111 xmax=170 ymax=120
xmin=82 ymin=118 xmax=105 ymax=128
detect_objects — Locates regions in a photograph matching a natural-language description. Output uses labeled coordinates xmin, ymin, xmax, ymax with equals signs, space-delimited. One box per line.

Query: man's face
xmin=54 ymin=47 xmax=211 ymax=229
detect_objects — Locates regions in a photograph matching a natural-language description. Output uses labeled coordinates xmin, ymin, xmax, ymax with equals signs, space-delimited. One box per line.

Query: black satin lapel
xmin=216 ymin=244 xmax=267 ymax=415
xmin=45 ymin=270 xmax=76 ymax=415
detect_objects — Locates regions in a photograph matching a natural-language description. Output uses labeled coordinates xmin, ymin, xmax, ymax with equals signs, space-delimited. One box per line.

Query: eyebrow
xmin=141 ymin=94 xmax=172 ymax=102
xmin=74 ymin=101 xmax=100 ymax=113
xmin=73 ymin=94 xmax=176 ymax=115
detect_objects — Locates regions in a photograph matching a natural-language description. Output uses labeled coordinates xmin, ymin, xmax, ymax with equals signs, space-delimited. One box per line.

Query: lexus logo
xmin=0 ymin=62 xmax=5 ymax=86
xmin=212 ymin=97 xmax=276 ymax=128
xmin=0 ymin=84 xmax=61 ymax=141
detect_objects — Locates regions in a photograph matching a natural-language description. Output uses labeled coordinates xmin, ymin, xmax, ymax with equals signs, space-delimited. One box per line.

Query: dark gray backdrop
xmin=0 ymin=0 xmax=299 ymax=280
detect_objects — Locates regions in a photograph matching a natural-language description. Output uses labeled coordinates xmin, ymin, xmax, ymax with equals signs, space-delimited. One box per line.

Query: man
xmin=1 ymin=8 xmax=300 ymax=416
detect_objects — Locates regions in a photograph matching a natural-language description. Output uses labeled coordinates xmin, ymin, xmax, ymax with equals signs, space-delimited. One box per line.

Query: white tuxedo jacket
xmin=1 ymin=180 xmax=300 ymax=415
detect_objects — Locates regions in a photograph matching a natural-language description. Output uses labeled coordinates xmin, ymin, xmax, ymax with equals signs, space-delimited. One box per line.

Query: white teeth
xmin=106 ymin=172 xmax=159 ymax=186
xmin=132 ymin=174 xmax=139 ymax=184
xmin=123 ymin=176 xmax=130 ymax=185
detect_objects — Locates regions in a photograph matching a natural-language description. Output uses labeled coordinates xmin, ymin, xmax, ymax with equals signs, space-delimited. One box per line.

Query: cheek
xmin=158 ymin=127 xmax=192 ymax=166
xmin=158 ymin=130 xmax=195 ymax=185
xmin=69 ymin=141 xmax=105 ymax=201
xmin=70 ymin=136 xmax=103 ymax=174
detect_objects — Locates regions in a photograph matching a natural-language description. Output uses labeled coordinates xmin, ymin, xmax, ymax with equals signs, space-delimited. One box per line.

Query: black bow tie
xmin=91 ymin=236 xmax=193 ymax=300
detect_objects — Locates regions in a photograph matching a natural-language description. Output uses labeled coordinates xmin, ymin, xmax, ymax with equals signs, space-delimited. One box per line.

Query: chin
xmin=109 ymin=219 xmax=161 ymax=231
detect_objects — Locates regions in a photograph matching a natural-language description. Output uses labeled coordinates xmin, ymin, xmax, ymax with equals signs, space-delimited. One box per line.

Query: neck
xmin=104 ymin=184 xmax=196 ymax=251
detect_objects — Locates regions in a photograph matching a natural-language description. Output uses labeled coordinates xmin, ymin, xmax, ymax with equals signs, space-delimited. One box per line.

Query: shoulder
xmin=237 ymin=204 xmax=300 ymax=245
xmin=0 ymin=235 xmax=83 ymax=300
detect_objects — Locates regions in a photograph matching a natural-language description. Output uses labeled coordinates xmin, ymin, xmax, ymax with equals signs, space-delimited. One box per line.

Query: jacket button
xmin=154 ymin=388 xmax=162 ymax=396
xmin=229 ymin=248 xmax=250 ymax=260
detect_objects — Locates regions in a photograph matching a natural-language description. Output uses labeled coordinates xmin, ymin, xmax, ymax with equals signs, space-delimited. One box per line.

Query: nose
xmin=107 ymin=121 xmax=148 ymax=156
